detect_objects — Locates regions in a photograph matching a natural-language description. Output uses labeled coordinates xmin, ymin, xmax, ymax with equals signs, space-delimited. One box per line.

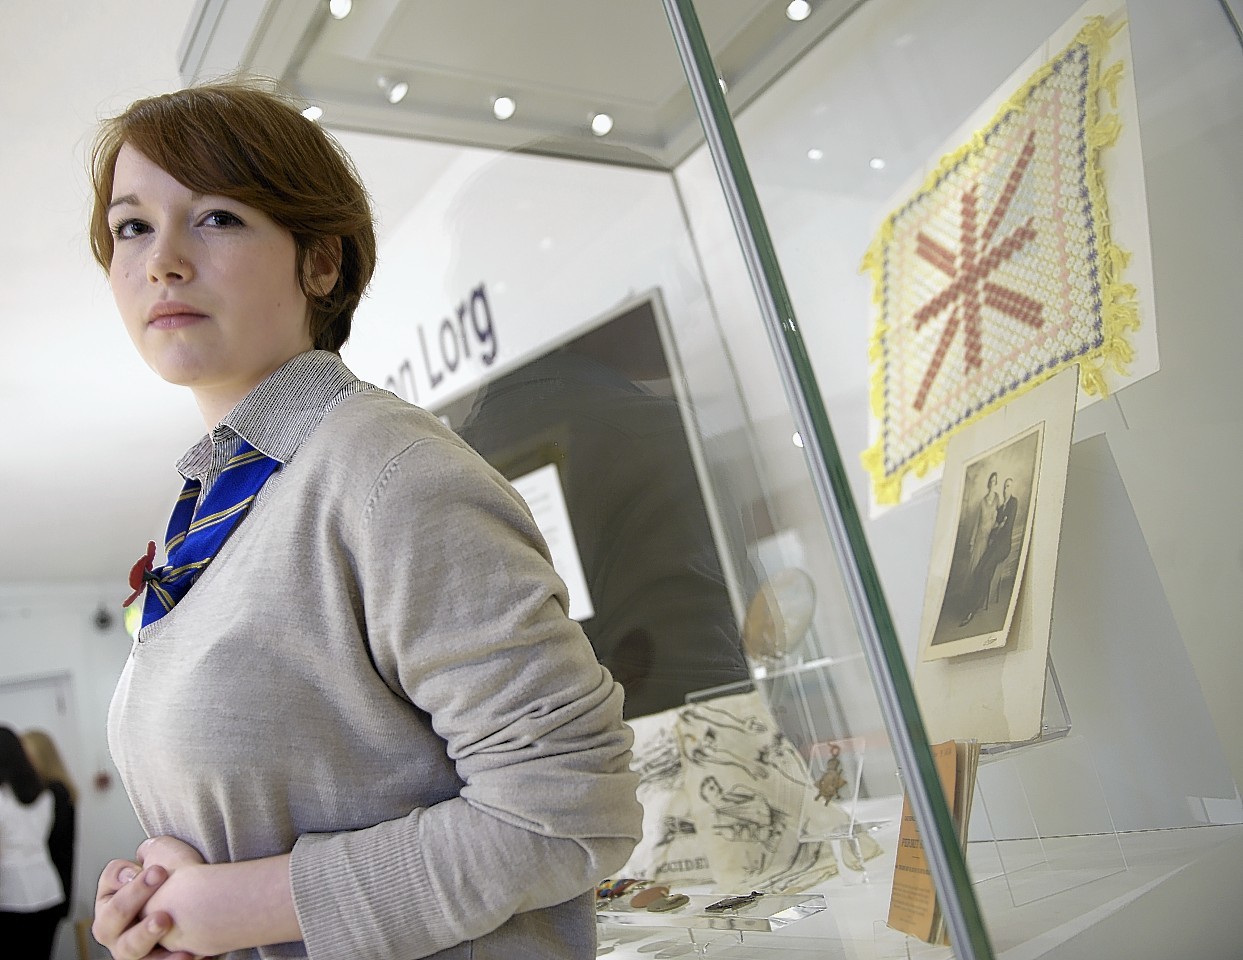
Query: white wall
xmin=0 ymin=583 xmax=146 ymax=958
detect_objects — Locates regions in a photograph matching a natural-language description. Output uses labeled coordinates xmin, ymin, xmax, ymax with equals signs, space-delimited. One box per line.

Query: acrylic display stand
xmin=970 ymin=657 xmax=1126 ymax=906
xmin=874 ymin=658 xmax=1126 ymax=957
xmin=979 ymin=658 xmax=1073 ymax=757
xmin=971 ymin=732 xmax=1127 ymax=906
xmin=872 ymin=920 xmax=954 ymax=959
xmin=597 ymin=894 xmax=826 ymax=958
xmin=797 ymin=734 xmax=890 ymax=883
xmin=803 ymin=734 xmax=867 ymax=831
xmin=596 ymin=893 xmax=825 ymax=933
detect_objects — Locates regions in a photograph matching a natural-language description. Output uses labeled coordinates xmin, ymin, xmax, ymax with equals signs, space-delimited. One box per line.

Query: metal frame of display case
xmin=660 ymin=1 xmax=995 ymax=957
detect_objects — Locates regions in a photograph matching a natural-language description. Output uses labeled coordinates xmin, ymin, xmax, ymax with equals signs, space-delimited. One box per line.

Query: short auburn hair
xmin=89 ymin=78 xmax=376 ymax=352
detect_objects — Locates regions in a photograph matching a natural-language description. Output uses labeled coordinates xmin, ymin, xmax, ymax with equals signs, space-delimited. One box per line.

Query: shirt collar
xmin=176 ymin=350 xmax=361 ymax=479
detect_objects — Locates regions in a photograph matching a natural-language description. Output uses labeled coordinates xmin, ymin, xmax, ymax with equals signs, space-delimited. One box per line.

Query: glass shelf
xmin=597 ymin=893 xmax=825 ymax=933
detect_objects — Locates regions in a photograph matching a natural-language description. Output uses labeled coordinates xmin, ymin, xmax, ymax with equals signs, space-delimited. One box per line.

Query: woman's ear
xmin=305 ymin=237 xmax=342 ymax=298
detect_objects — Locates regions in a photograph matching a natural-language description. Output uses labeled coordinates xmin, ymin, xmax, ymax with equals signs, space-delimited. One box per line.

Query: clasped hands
xmin=94 ymin=835 xmax=210 ymax=960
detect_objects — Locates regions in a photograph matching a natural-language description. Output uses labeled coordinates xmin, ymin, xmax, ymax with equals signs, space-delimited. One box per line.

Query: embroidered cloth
xmin=861 ymin=17 xmax=1137 ymax=505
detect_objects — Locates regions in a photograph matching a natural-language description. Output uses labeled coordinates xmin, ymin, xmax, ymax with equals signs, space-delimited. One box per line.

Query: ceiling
xmin=182 ymin=0 xmax=860 ymax=167
xmin=1 ymin=0 xmax=851 ymax=587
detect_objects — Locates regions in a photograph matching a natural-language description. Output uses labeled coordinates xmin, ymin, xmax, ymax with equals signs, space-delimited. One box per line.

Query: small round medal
xmin=628 ymin=885 xmax=671 ymax=909
xmin=645 ymin=893 xmax=690 ymax=913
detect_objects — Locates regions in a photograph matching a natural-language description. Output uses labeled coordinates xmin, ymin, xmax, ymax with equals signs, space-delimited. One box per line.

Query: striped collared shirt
xmin=176 ymin=350 xmax=367 ymax=500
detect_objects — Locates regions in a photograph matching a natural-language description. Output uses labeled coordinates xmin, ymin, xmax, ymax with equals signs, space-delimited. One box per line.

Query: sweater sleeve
xmin=289 ymin=435 xmax=642 ymax=959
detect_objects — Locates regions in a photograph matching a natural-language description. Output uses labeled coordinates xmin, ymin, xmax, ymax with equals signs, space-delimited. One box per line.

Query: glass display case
xmin=182 ymin=0 xmax=1243 ymax=955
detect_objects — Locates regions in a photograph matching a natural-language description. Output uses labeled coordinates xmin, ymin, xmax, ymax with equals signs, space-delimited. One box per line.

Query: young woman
xmin=0 ymin=726 xmax=65 ymax=957
xmin=88 ymin=80 xmax=641 ymax=960
xmin=19 ymin=730 xmax=77 ymax=948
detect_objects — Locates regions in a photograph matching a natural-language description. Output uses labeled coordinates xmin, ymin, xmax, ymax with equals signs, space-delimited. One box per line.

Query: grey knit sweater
xmin=109 ymin=352 xmax=642 ymax=959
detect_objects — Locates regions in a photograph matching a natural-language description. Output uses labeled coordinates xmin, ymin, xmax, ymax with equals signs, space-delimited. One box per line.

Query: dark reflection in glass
xmin=446 ymin=297 xmax=749 ymax=718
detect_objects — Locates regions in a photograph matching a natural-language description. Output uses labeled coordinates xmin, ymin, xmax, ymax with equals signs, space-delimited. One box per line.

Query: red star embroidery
xmin=910 ymin=129 xmax=1046 ymax=411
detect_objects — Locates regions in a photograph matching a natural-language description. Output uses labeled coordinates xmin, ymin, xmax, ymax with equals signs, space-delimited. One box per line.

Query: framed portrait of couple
xmin=924 ymin=423 xmax=1043 ymax=660
xmin=913 ymin=367 xmax=1078 ymax=745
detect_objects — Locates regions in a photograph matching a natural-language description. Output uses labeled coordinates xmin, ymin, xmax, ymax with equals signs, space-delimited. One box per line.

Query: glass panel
xmin=175 ymin=0 xmax=987 ymax=955
xmin=674 ymin=0 xmax=1243 ymax=955
xmin=181 ymin=0 xmax=989 ymax=950
xmin=662 ymin=0 xmax=990 ymax=956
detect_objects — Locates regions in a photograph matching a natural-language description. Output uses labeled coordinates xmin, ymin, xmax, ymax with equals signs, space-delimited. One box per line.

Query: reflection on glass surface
xmin=680 ymin=0 xmax=1243 ymax=954
xmin=161 ymin=0 xmax=1243 ymax=955
xmin=443 ymin=296 xmax=750 ymax=718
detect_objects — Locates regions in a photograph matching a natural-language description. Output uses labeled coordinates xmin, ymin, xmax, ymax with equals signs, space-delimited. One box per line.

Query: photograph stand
xmin=872 ymin=919 xmax=955 ymax=959
xmin=970 ymin=732 xmax=1127 ymax=906
xmin=870 ymin=727 xmax=1127 ymax=956
xmin=979 ymin=657 xmax=1072 ymax=758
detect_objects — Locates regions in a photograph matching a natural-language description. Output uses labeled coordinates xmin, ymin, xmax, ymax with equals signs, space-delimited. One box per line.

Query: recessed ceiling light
xmin=807 ymin=148 xmax=824 ymax=161
xmin=301 ymin=105 xmax=323 ymax=122
xmin=492 ymin=96 xmax=517 ymax=121
xmin=786 ymin=0 xmax=811 ymax=22
xmin=792 ymin=431 xmax=804 ymax=448
xmin=590 ymin=113 xmax=614 ymax=137
xmin=386 ymin=80 xmax=409 ymax=104
xmin=328 ymin=0 xmax=352 ymax=20
xmin=869 ymin=156 xmax=887 ymax=170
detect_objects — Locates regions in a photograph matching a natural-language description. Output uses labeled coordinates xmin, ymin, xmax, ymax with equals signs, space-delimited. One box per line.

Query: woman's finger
xmin=107 ymin=910 xmax=177 ymax=960
xmin=93 ymin=865 xmax=170 ymax=957
xmin=96 ymin=858 xmax=141 ymax=900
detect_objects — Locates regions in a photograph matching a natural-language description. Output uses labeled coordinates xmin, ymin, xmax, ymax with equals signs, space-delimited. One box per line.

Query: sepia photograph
xmin=925 ymin=422 xmax=1044 ymax=659
xmin=914 ymin=366 xmax=1078 ymax=743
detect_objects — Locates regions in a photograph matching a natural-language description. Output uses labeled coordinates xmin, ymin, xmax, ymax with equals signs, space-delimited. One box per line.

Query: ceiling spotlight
xmin=786 ymin=0 xmax=811 ymax=22
xmin=869 ymin=156 xmax=887 ymax=170
xmin=328 ymin=0 xmax=352 ymax=19
xmin=385 ymin=80 xmax=409 ymax=104
xmin=301 ymin=105 xmax=324 ymax=122
xmin=807 ymin=148 xmax=824 ymax=161
xmin=492 ymin=96 xmax=517 ymax=121
xmin=591 ymin=113 xmax=614 ymax=137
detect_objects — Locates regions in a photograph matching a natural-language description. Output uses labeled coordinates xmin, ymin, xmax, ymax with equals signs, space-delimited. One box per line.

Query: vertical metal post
xmin=660 ymin=1 xmax=994 ymax=957
xmin=1218 ymin=0 xmax=1243 ymax=52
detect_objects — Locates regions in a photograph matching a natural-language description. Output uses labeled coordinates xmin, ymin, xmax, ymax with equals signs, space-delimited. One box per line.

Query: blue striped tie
xmin=141 ymin=440 xmax=280 ymax=627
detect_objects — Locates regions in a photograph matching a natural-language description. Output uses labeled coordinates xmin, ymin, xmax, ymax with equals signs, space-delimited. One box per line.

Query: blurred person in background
xmin=22 ymin=730 xmax=77 ymax=944
xmin=0 ymin=725 xmax=66 ymax=957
